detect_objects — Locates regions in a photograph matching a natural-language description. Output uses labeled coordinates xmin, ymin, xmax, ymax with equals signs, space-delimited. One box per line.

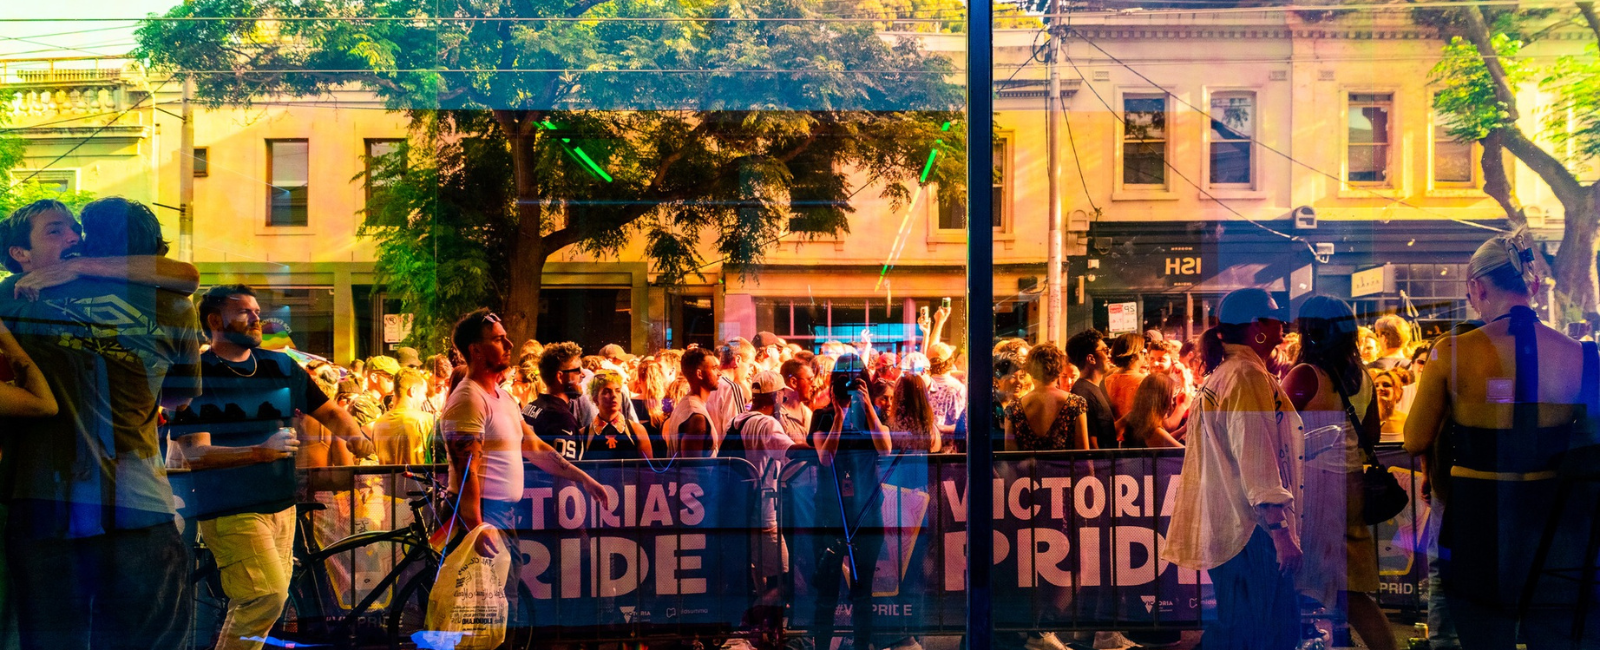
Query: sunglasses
xmin=483 ymin=312 xmax=502 ymax=325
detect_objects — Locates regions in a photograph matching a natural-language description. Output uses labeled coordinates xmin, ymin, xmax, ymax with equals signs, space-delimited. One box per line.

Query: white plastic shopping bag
xmin=425 ymin=524 xmax=511 ymax=650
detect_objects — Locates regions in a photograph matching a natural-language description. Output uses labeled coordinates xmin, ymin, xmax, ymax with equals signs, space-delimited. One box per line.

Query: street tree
xmin=1428 ymin=4 xmax=1600 ymax=320
xmin=135 ymin=0 xmax=965 ymax=347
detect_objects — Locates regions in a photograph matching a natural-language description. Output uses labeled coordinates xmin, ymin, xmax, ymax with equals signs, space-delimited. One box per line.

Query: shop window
xmin=1209 ymin=92 xmax=1253 ymax=186
xmin=938 ymin=140 xmax=1007 ymax=231
xmin=267 ymin=139 xmax=309 ymax=226
xmin=1122 ymin=93 xmax=1167 ymax=187
xmin=770 ymin=298 xmax=928 ymax=355
xmin=1348 ymin=93 xmax=1392 ymax=184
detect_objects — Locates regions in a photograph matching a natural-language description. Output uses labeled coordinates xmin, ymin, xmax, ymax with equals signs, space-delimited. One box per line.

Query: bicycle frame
xmin=290 ymin=494 xmax=441 ymax=647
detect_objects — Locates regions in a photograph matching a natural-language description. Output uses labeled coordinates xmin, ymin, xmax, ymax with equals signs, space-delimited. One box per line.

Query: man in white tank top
xmin=439 ymin=310 xmax=610 ymax=624
xmin=663 ymin=346 xmax=721 ymax=456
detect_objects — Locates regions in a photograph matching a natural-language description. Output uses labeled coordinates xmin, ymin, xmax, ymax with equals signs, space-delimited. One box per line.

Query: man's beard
xmin=222 ymin=325 xmax=262 ymax=349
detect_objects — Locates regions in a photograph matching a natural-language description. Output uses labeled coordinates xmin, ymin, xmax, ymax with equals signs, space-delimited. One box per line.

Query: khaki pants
xmin=200 ymin=508 xmax=295 ymax=650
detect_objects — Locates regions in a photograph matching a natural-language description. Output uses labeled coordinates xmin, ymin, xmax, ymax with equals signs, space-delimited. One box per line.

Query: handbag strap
xmin=1326 ymin=365 xmax=1382 ymax=466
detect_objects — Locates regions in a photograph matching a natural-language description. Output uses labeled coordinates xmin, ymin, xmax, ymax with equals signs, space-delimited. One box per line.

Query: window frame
xmin=9 ymin=169 xmax=78 ymax=195
xmin=193 ymin=147 xmax=209 ymax=178
xmin=363 ymin=138 xmax=406 ymax=205
xmin=266 ymin=138 xmax=311 ymax=228
xmin=1344 ymin=91 xmax=1396 ymax=189
xmin=1204 ymin=89 xmax=1258 ymax=191
xmin=930 ymin=134 xmax=1012 ymax=242
xmin=1117 ymin=90 xmax=1171 ymax=192
xmin=1428 ymin=113 xmax=1481 ymax=193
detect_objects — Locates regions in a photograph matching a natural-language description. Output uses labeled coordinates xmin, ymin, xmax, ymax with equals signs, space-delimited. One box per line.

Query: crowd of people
xmin=0 ymin=193 xmax=1593 ymax=650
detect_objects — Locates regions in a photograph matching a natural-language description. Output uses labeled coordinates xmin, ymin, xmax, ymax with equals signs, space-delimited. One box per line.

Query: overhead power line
xmin=1057 ymin=23 xmax=1324 ymax=261
xmin=1064 ymin=26 xmax=1507 ymax=233
xmin=1 ymin=77 xmax=171 ymax=198
xmin=0 ymin=0 xmax=1583 ymax=23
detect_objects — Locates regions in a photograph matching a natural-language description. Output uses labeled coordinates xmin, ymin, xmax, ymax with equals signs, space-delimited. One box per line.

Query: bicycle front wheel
xmin=387 ymin=567 xmax=433 ymax=650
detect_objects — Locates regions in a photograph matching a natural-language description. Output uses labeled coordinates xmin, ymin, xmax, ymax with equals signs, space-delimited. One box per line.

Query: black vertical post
xmin=965 ymin=1 xmax=995 ymax=649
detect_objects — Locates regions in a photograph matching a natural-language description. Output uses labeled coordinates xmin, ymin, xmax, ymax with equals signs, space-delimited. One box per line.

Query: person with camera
xmin=807 ymin=353 xmax=892 ymax=650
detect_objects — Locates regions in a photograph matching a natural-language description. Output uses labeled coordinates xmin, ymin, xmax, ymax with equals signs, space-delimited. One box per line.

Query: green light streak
xmin=919 ymin=143 xmax=940 ymax=184
xmin=572 ymin=146 xmax=614 ymax=183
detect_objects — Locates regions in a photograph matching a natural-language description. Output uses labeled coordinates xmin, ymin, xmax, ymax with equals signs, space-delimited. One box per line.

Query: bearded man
xmin=170 ymin=284 xmax=373 ymax=650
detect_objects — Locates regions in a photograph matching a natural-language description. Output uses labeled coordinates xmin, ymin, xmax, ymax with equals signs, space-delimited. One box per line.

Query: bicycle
xmin=285 ymin=470 xmax=446 ymax=649
xmin=193 ymin=470 xmax=445 ymax=650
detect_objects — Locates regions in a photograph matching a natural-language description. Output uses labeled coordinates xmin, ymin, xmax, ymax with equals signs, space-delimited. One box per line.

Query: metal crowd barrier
xmin=238 ymin=447 xmax=1432 ymax=644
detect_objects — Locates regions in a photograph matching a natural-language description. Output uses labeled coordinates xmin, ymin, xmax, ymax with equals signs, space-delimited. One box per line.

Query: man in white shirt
xmin=723 ymin=371 xmax=800 ymax=594
xmin=777 ymin=359 xmax=815 ymax=443
xmin=924 ymin=342 xmax=966 ymax=438
xmin=707 ymin=337 xmax=754 ymax=451
xmin=1163 ymin=290 xmax=1303 ymax=650
xmin=439 ymin=310 xmax=609 ymax=634
xmin=665 ymin=346 xmax=721 ymax=457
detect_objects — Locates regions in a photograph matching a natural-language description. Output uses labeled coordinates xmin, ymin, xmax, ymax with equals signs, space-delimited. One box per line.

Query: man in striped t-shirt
xmin=706 ymin=337 xmax=754 ymax=453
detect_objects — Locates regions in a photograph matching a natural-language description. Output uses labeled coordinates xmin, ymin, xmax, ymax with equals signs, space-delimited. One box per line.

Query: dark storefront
xmin=1071 ymin=219 xmax=1513 ymax=341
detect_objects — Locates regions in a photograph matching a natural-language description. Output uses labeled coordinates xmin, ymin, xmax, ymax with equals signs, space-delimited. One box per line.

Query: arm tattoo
xmin=548 ymin=453 xmax=577 ymax=475
xmin=445 ymin=431 xmax=483 ymax=456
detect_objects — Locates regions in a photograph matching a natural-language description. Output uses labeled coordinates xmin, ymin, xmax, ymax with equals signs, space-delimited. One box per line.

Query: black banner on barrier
xmin=513 ymin=458 xmax=760 ymax=632
xmin=284 ymin=447 xmax=1434 ymax=639
xmin=785 ymin=452 xmax=1206 ymax=634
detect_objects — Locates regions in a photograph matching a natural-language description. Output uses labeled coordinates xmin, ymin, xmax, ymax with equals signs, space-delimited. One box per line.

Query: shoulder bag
xmin=1329 ymin=366 xmax=1408 ymax=525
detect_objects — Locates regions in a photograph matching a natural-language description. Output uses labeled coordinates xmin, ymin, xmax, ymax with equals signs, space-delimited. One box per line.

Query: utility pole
xmin=177 ymin=76 xmax=195 ymax=262
xmin=1044 ymin=0 xmax=1065 ymax=343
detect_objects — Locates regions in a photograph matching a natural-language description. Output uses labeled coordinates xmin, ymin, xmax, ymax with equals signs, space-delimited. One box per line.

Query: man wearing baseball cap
xmin=394 ymin=346 xmax=423 ymax=370
xmin=721 ymin=371 xmax=802 ymax=647
xmin=1164 ymin=288 xmax=1303 ymax=650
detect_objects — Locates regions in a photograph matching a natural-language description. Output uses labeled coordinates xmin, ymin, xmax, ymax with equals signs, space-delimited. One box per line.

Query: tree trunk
xmin=1551 ymin=183 xmax=1600 ymax=320
xmin=502 ymin=118 xmax=548 ymax=346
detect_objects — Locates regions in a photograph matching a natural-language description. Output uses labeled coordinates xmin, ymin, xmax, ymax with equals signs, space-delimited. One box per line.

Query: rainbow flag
xmin=260 ymin=329 xmax=294 ymax=351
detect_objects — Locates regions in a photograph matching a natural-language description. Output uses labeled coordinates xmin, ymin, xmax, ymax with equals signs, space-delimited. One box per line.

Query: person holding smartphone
xmin=808 ymin=353 xmax=892 ymax=650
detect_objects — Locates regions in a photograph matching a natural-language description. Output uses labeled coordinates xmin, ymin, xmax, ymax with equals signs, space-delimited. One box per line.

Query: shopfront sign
xmin=1108 ymin=302 xmax=1138 ymax=333
xmin=1352 ymin=265 xmax=1394 ymax=298
xmin=1163 ymin=257 xmax=1202 ymax=277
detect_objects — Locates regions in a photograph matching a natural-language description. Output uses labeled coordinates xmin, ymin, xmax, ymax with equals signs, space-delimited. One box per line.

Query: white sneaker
xmin=1091 ymin=631 xmax=1137 ymax=650
xmin=1024 ymin=632 xmax=1069 ymax=650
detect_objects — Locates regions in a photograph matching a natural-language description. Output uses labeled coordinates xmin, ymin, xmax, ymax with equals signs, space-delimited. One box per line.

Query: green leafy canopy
xmin=1430 ymin=34 xmax=1530 ymax=142
xmin=136 ymin=0 xmax=967 ymax=348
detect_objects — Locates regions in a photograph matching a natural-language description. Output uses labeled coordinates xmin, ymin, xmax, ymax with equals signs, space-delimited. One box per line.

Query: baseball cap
xmin=395 ymin=347 xmax=422 ymax=368
xmin=1216 ymin=288 xmax=1286 ymax=326
xmin=752 ymin=331 xmax=785 ymax=349
xmin=366 ymin=355 xmax=402 ymax=377
xmin=751 ymin=370 xmax=784 ymax=395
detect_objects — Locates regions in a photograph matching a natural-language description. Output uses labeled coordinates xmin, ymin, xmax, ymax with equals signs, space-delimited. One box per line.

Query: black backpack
xmin=722 ymin=412 xmax=760 ymax=456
